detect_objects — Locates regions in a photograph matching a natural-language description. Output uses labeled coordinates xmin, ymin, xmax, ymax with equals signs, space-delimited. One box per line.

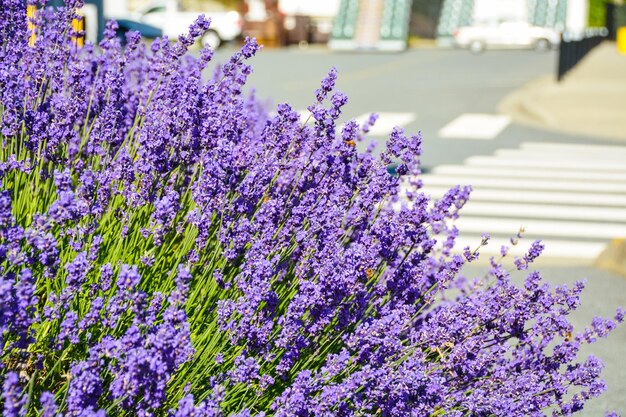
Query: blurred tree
xmin=589 ymin=0 xmax=624 ymax=26
xmin=180 ymin=0 xmax=240 ymax=11
xmin=588 ymin=0 xmax=607 ymax=26
xmin=128 ymin=0 xmax=241 ymax=12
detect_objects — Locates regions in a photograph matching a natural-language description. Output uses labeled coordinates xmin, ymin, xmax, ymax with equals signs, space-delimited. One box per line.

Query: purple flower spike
xmin=117 ymin=264 xmax=141 ymax=292
xmin=0 ymin=1 xmax=622 ymax=415
xmin=2 ymin=373 xmax=26 ymax=417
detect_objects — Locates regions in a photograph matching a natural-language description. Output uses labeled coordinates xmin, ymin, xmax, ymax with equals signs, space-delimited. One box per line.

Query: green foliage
xmin=588 ymin=0 xmax=608 ymax=27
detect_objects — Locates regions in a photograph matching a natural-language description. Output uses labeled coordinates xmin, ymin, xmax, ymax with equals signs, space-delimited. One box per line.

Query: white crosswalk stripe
xmin=494 ymin=148 xmax=626 ymax=164
xmin=419 ymin=174 xmax=626 ymax=193
xmin=520 ymin=142 xmax=626 ymax=156
xmin=465 ymin=155 xmax=626 ymax=172
xmin=404 ymin=141 xmax=626 ymax=261
xmin=295 ymin=111 xmax=416 ymax=137
xmin=438 ymin=113 xmax=511 ymax=140
xmin=433 ymin=165 xmax=626 ymax=183
xmin=353 ymin=112 xmax=416 ymax=136
xmin=412 ymin=187 xmax=626 ymax=207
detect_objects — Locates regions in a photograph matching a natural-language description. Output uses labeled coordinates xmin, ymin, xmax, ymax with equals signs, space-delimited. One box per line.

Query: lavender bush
xmin=0 ymin=1 xmax=623 ymax=416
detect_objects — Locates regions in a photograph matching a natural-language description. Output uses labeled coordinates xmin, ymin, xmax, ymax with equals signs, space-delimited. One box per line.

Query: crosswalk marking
xmin=520 ymin=141 xmax=626 ymax=156
xmin=419 ymin=174 xmax=626 ymax=193
xmin=455 ymin=217 xmax=626 ymax=240
xmin=494 ymin=149 xmax=626 ymax=164
xmin=451 ymin=237 xmax=606 ymax=261
xmin=294 ymin=111 xmax=416 ymax=137
xmin=353 ymin=112 xmax=416 ymax=136
xmin=406 ymin=141 xmax=626 ymax=261
xmin=414 ymin=186 xmax=626 ymax=207
xmin=297 ymin=109 xmax=314 ymax=124
xmin=432 ymin=165 xmax=626 ymax=183
xmin=438 ymin=113 xmax=511 ymax=140
xmin=465 ymin=156 xmax=626 ymax=172
xmin=454 ymin=201 xmax=626 ymax=223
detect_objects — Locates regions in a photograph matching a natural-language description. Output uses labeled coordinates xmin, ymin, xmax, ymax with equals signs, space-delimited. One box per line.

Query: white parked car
xmin=453 ymin=21 xmax=561 ymax=53
xmin=137 ymin=0 xmax=242 ymax=48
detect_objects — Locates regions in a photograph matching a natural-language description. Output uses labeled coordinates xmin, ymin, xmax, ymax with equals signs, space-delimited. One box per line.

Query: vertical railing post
xmin=27 ymin=3 xmax=85 ymax=49
xmin=27 ymin=4 xmax=37 ymax=47
xmin=557 ymin=29 xmax=607 ymax=82
xmin=72 ymin=14 xmax=85 ymax=47
xmin=606 ymin=2 xmax=616 ymax=41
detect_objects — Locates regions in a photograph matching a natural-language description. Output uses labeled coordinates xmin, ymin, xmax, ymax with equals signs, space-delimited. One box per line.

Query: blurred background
xmin=66 ymin=0 xmax=626 ymax=50
xmin=29 ymin=1 xmax=626 ymax=413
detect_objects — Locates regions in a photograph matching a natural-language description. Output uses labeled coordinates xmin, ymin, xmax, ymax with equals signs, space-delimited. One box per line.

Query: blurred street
xmin=216 ymin=46 xmax=568 ymax=166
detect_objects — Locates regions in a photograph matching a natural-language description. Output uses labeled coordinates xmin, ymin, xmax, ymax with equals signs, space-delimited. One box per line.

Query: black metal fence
xmin=557 ymin=29 xmax=608 ymax=81
xmin=606 ymin=3 xmax=626 ymax=41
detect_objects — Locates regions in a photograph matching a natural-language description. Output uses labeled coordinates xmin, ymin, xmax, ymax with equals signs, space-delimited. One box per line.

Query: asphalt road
xmin=212 ymin=45 xmax=622 ymax=168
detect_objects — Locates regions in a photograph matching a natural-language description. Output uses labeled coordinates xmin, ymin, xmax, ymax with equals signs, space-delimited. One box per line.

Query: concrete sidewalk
xmin=499 ymin=42 xmax=626 ymax=276
xmin=499 ymin=42 xmax=626 ymax=141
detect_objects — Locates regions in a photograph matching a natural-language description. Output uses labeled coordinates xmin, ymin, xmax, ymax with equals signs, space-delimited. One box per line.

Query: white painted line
xmin=438 ymin=113 xmax=511 ymax=140
xmin=418 ymin=174 xmax=626 ymax=193
xmin=457 ymin=201 xmax=626 ymax=223
xmin=415 ymin=186 xmax=626 ymax=207
xmin=514 ymin=147 xmax=626 ymax=160
xmin=432 ymin=165 xmax=626 ymax=183
xmin=298 ymin=109 xmax=314 ymax=124
xmin=391 ymin=199 xmax=626 ymax=222
xmin=495 ymin=149 xmax=626 ymax=164
xmin=465 ymin=156 xmax=626 ymax=173
xmin=353 ymin=112 xmax=416 ymax=136
xmin=448 ymin=236 xmax=606 ymax=260
xmin=454 ymin=216 xmax=626 ymax=240
xmin=521 ymin=142 xmax=626 ymax=156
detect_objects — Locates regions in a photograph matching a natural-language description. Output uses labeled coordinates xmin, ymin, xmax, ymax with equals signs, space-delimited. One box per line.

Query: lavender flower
xmin=2 ymin=373 xmax=26 ymax=417
xmin=40 ymin=392 xmax=59 ymax=417
xmin=67 ymin=358 xmax=104 ymax=414
xmin=0 ymin=1 xmax=621 ymax=416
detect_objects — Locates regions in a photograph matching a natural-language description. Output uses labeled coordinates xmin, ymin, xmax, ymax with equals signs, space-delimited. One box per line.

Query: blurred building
xmin=67 ymin=0 xmax=599 ymax=48
xmin=409 ymin=0 xmax=445 ymax=39
xmin=279 ymin=0 xmax=340 ymax=44
xmin=127 ymin=0 xmax=238 ymax=11
xmin=124 ymin=0 xmax=339 ymax=47
xmin=436 ymin=0 xmax=588 ymax=39
xmin=329 ymin=0 xmax=413 ymax=51
xmin=238 ymin=0 xmax=341 ymax=47
xmin=239 ymin=0 xmax=283 ymax=47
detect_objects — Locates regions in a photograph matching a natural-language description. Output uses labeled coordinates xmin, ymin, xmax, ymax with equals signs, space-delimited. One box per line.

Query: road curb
xmin=497 ymin=75 xmax=556 ymax=127
xmin=498 ymin=43 xmax=626 ymax=142
xmin=594 ymin=238 xmax=626 ymax=278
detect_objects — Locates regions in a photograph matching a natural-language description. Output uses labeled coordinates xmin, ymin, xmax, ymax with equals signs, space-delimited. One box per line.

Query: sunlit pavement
xmin=500 ymin=42 xmax=626 ymax=141
xmin=213 ymin=44 xmax=623 ymax=164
